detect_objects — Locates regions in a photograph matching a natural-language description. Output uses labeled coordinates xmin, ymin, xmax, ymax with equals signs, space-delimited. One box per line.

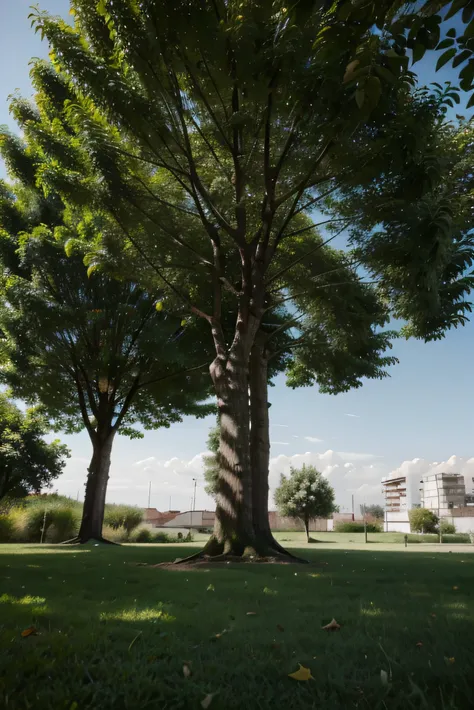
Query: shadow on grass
xmin=0 ymin=545 xmax=474 ymax=710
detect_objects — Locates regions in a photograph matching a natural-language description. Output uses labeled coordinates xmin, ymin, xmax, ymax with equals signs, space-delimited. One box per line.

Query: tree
xmin=203 ymin=420 xmax=220 ymax=499
xmin=0 ymin=394 xmax=68 ymax=502
xmin=361 ymin=504 xmax=384 ymax=520
xmin=409 ymin=508 xmax=439 ymax=534
xmin=274 ymin=465 xmax=337 ymax=543
xmin=0 ymin=170 xmax=213 ymax=542
xmin=17 ymin=1 xmax=474 ymax=559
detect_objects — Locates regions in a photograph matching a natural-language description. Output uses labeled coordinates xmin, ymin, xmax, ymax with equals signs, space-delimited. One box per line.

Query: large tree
xmin=14 ymin=0 xmax=474 ymax=558
xmin=0 ymin=393 xmax=68 ymax=502
xmin=0 ymin=171 xmax=213 ymax=542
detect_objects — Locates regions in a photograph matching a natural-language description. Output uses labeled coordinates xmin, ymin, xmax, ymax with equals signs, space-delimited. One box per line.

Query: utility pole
xmin=169 ymin=496 xmax=171 ymax=511
xmin=148 ymin=481 xmax=151 ymax=509
xmin=363 ymin=504 xmax=368 ymax=544
xmin=191 ymin=478 xmax=197 ymax=530
xmin=351 ymin=494 xmax=354 ymax=520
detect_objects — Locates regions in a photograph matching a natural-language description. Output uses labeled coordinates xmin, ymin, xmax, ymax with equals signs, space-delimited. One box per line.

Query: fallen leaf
xmin=322 ymin=618 xmax=341 ymax=631
xmin=416 ymin=642 xmax=423 ymax=648
xmin=445 ymin=656 xmax=455 ymax=664
xmin=246 ymin=611 xmax=257 ymax=616
xmin=453 ymin=586 xmax=459 ymax=590
xmin=380 ymin=670 xmax=389 ymax=686
xmin=21 ymin=626 xmax=37 ymax=638
xmin=183 ymin=663 xmax=191 ymax=678
xmin=201 ymin=693 xmax=216 ymax=708
xmin=276 ymin=624 xmax=285 ymax=632
xmin=430 ymin=613 xmax=437 ymax=618
xmin=288 ymin=664 xmax=313 ymax=681
xmin=207 ymin=584 xmax=215 ymax=592
xmin=308 ymin=573 xmax=320 ymax=578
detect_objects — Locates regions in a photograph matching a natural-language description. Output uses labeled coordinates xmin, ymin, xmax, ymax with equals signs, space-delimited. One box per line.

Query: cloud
xmin=273 ymin=424 xmax=289 ymax=428
xmin=271 ymin=441 xmax=290 ymax=446
xmin=344 ymin=413 xmax=360 ymax=418
xmin=133 ymin=456 xmax=156 ymax=467
xmin=304 ymin=436 xmax=323 ymax=443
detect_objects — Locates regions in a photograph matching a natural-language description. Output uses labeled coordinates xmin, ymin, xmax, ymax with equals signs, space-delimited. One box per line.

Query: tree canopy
xmin=0 ymin=394 xmax=68 ymax=502
xmin=2 ymin=0 xmax=473 ymax=558
xmin=274 ymin=464 xmax=337 ymax=542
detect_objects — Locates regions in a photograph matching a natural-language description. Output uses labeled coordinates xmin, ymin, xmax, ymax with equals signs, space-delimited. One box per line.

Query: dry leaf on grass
xmin=207 ymin=584 xmax=215 ymax=592
xmin=288 ymin=664 xmax=313 ymax=681
xmin=415 ymin=642 xmax=423 ymax=648
xmin=246 ymin=611 xmax=257 ymax=616
xmin=445 ymin=656 xmax=455 ymax=664
xmin=21 ymin=626 xmax=37 ymax=638
xmin=183 ymin=663 xmax=191 ymax=678
xmin=452 ymin=586 xmax=459 ymax=590
xmin=380 ymin=670 xmax=389 ymax=686
xmin=201 ymin=692 xmax=217 ymax=708
xmin=322 ymin=618 xmax=341 ymax=631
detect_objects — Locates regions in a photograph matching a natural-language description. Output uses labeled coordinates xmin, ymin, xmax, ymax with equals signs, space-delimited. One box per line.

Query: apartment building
xmin=421 ymin=473 xmax=466 ymax=511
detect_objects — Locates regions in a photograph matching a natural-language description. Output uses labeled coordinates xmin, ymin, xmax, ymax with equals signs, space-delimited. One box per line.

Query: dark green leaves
xmin=436 ymin=47 xmax=457 ymax=70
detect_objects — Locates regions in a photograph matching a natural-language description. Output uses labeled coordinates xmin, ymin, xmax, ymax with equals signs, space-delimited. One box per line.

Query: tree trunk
xmin=204 ymin=342 xmax=256 ymax=556
xmin=304 ymin=517 xmax=310 ymax=543
xmin=77 ymin=433 xmax=115 ymax=543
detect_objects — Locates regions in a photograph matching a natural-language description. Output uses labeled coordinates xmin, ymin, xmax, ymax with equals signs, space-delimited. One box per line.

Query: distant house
xmin=144 ymin=508 xmax=181 ymax=527
xmin=163 ymin=510 xmax=215 ymax=529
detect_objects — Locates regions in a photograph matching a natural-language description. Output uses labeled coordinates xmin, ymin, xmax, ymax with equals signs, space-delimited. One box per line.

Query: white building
xmin=421 ymin=473 xmax=466 ymax=511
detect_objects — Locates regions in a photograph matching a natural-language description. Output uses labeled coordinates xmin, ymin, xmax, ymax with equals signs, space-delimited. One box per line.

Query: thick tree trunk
xmin=304 ymin=517 xmax=310 ymax=543
xmin=249 ymin=340 xmax=307 ymax=560
xmin=77 ymin=433 xmax=115 ymax=543
xmin=204 ymin=343 xmax=256 ymax=556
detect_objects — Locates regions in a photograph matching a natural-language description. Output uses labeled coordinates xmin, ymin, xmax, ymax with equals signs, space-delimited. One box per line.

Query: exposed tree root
xmin=174 ymin=535 xmax=308 ymax=565
xmin=60 ymin=536 xmax=118 ymax=545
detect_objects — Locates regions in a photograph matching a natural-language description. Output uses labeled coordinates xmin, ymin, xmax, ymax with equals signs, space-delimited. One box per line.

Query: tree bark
xmin=304 ymin=516 xmax=310 ymax=543
xmin=77 ymin=433 xmax=115 ymax=543
xmin=205 ymin=341 xmax=256 ymax=556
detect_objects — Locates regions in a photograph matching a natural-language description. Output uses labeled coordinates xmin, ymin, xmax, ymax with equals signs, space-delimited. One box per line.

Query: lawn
xmin=1 ymin=544 xmax=474 ymax=710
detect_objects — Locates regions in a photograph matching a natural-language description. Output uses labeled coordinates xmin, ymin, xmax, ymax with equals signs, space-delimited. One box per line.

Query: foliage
xmin=274 ymin=465 xmax=337 ymax=539
xmin=361 ymin=504 xmax=384 ymax=520
xmin=440 ymin=519 xmax=457 ymax=535
xmin=409 ymin=508 xmax=440 ymax=534
xmin=0 ymin=394 xmax=69 ymax=502
xmin=334 ymin=521 xmax=382 ymax=533
xmin=23 ymin=503 xmax=80 ymax=544
xmin=0 ymin=515 xmax=14 ymax=543
xmin=1 ymin=544 xmax=474 ymax=709
xmin=103 ymin=504 xmax=143 ymax=535
xmin=203 ymin=421 xmax=220 ymax=499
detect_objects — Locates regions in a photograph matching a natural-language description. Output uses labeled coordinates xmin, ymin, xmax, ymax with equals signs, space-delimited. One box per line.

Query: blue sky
xmin=2 ymin=1 xmax=474 ymax=513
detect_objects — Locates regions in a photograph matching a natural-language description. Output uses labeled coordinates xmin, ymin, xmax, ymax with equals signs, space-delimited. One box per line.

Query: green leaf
xmin=465 ymin=18 xmax=474 ymax=38
xmin=466 ymin=92 xmax=474 ymax=108
xmin=412 ymin=42 xmax=426 ymax=64
xmin=155 ymin=301 xmax=163 ymax=312
xmin=364 ymin=76 xmax=382 ymax=107
xmin=445 ymin=0 xmax=466 ymax=21
xmin=87 ymin=263 xmax=99 ymax=278
xmin=64 ymin=239 xmax=76 ymax=257
xmin=355 ymin=87 xmax=365 ymax=109
xmin=446 ymin=28 xmax=457 ymax=38
xmin=436 ymin=48 xmax=456 ymax=71
xmin=453 ymin=49 xmax=472 ymax=67
xmin=374 ymin=65 xmax=397 ymax=84
xmin=436 ymin=38 xmax=455 ymax=50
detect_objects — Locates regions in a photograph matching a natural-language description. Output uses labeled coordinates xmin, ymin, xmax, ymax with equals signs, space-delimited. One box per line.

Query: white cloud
xmin=304 ymin=436 xmax=323 ymax=443
xmin=344 ymin=413 xmax=360 ymax=418
xmin=273 ymin=424 xmax=289 ymax=428
xmin=133 ymin=456 xmax=156 ymax=467
xmin=271 ymin=441 xmax=289 ymax=446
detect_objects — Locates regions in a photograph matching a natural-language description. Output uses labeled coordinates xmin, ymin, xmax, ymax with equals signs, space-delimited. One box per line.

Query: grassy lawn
xmin=1 ymin=544 xmax=474 ymax=709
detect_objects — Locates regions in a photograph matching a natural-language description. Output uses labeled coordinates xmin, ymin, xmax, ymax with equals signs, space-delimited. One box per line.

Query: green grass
xmin=1 ymin=544 xmax=474 ymax=709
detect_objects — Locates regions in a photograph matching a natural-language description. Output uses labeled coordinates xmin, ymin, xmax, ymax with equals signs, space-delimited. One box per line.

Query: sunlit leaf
xmin=183 ymin=663 xmax=191 ymax=678
xmin=288 ymin=664 xmax=313 ymax=681
xmin=201 ymin=693 xmax=216 ymax=708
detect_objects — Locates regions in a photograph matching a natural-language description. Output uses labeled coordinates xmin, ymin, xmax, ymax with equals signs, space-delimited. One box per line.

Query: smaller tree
xmin=0 ymin=394 xmax=69 ymax=502
xmin=361 ymin=504 xmax=384 ymax=520
xmin=274 ymin=465 xmax=337 ymax=542
xmin=409 ymin=508 xmax=439 ymax=534
xmin=203 ymin=420 xmax=219 ymax=499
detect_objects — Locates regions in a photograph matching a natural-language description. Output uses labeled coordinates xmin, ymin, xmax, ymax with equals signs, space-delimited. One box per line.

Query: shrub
xmin=131 ymin=526 xmax=153 ymax=543
xmin=45 ymin=507 xmax=80 ymax=543
xmin=334 ymin=521 xmax=381 ymax=533
xmin=0 ymin=515 xmax=14 ymax=542
xmin=104 ymin=504 xmax=143 ymax=535
xmin=440 ymin=519 xmax=456 ymax=535
xmin=409 ymin=508 xmax=439 ymax=533
xmin=102 ymin=524 xmax=128 ymax=543
xmin=442 ymin=533 xmax=470 ymax=544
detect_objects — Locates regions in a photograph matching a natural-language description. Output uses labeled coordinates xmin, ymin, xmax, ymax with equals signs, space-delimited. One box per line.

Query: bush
xmin=334 ymin=521 xmax=382 ymax=533
xmin=45 ymin=507 xmax=80 ymax=543
xmin=102 ymin=524 xmax=128 ymax=543
xmin=409 ymin=508 xmax=439 ymax=533
xmin=440 ymin=519 xmax=456 ymax=534
xmin=104 ymin=504 xmax=143 ymax=535
xmin=131 ymin=526 xmax=153 ymax=542
xmin=442 ymin=533 xmax=470 ymax=544
xmin=0 ymin=515 xmax=14 ymax=542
